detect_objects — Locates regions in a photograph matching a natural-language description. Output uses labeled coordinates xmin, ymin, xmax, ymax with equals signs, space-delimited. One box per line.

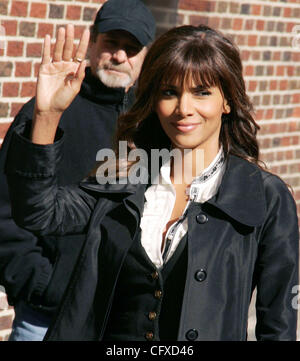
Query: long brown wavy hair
xmin=92 ymin=25 xmax=263 ymax=178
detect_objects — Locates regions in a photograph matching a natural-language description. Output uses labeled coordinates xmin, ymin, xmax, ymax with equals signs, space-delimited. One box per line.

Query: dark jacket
xmin=6 ymin=124 xmax=299 ymax=341
xmin=0 ymin=68 xmax=135 ymax=313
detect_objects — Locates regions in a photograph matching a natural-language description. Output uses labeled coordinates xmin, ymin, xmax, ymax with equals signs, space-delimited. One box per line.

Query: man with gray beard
xmin=0 ymin=0 xmax=155 ymax=341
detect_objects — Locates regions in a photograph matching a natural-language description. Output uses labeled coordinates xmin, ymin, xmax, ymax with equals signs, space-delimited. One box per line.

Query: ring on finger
xmin=74 ymin=57 xmax=83 ymax=63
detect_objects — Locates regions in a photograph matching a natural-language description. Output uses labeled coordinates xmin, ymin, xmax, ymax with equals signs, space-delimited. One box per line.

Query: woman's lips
xmin=171 ymin=122 xmax=200 ymax=133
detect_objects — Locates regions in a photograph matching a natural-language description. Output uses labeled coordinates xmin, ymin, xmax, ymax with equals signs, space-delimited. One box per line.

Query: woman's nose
xmin=177 ymin=94 xmax=195 ymax=117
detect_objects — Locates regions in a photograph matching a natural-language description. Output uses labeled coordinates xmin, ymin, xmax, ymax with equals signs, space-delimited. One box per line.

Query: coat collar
xmin=81 ymin=154 xmax=267 ymax=227
xmin=207 ymin=154 xmax=267 ymax=227
xmin=80 ymin=67 xmax=135 ymax=106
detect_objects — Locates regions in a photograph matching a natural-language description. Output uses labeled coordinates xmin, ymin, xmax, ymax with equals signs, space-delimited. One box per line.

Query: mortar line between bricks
xmin=259 ymin=118 xmax=300 ymax=124
xmin=263 ymin=157 xmax=300 ymax=162
xmin=206 ymin=0 xmax=300 ymax=7
xmin=269 ymin=174 xmax=300 ymax=180
xmin=155 ymin=27 xmax=300 ymax=37
xmin=178 ymin=10 xmax=300 ymax=22
xmin=0 ymin=97 xmax=31 ymax=104
xmin=23 ymin=0 xmax=103 ymax=4
xmin=260 ymin=152 xmax=300 ymax=158
xmin=255 ymin=104 xmax=300 ymax=110
xmin=248 ymin=90 xmax=300 ymax=95
xmin=7 ymin=0 xmax=12 ymax=16
xmin=243 ymin=61 xmax=300 ymax=66
xmin=261 ymin=147 xmax=300 ymax=155
xmin=237 ymin=46 xmax=300 ymax=50
xmin=262 ymin=160 xmax=300 ymax=167
xmin=151 ymin=2 xmax=300 ymax=13
xmin=224 ymin=32 xmax=300 ymax=38
xmin=258 ymin=132 xmax=300 ymax=139
xmin=0 ymin=17 xmax=97 ymax=26
xmin=244 ymin=75 xmax=300 ymax=80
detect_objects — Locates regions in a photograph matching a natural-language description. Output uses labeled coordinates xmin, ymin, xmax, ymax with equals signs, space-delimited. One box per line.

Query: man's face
xmin=89 ymin=30 xmax=147 ymax=90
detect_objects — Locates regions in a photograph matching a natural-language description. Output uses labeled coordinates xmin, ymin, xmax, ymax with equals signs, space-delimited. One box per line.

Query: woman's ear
xmin=223 ymin=99 xmax=231 ymax=114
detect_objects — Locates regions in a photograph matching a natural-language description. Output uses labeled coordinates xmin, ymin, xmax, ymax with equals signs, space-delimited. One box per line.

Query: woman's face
xmin=156 ymin=80 xmax=230 ymax=153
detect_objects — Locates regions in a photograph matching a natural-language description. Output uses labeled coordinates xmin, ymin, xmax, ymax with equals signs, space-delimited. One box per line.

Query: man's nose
xmin=112 ymin=49 xmax=127 ymax=63
xmin=177 ymin=94 xmax=195 ymax=117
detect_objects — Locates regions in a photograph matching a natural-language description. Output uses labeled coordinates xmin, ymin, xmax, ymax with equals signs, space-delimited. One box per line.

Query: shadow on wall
xmin=143 ymin=0 xmax=180 ymax=35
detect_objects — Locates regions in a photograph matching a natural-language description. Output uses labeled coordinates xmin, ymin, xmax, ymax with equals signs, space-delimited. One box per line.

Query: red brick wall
xmin=0 ymin=0 xmax=300 ymax=340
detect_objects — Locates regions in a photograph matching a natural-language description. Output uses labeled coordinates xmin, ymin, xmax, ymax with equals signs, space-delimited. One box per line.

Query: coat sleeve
xmin=5 ymin=122 xmax=98 ymax=237
xmin=254 ymin=174 xmax=299 ymax=341
xmin=0 ymin=100 xmax=55 ymax=305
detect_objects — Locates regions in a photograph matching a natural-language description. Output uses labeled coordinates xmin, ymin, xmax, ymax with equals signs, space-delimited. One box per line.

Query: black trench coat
xmin=6 ymin=126 xmax=299 ymax=341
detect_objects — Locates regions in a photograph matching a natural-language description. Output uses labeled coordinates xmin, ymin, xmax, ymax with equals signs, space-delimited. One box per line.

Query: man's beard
xmin=95 ymin=63 xmax=133 ymax=89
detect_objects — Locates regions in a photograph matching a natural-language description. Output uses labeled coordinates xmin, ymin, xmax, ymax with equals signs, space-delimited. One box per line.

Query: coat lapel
xmin=207 ymin=155 xmax=267 ymax=227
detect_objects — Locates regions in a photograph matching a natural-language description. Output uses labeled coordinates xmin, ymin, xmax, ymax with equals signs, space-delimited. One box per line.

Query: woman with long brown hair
xmin=6 ymin=24 xmax=299 ymax=341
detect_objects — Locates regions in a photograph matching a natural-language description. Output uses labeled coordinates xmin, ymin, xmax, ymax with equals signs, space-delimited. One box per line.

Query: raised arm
xmin=5 ymin=25 xmax=97 ymax=237
xmin=32 ymin=24 xmax=89 ymax=144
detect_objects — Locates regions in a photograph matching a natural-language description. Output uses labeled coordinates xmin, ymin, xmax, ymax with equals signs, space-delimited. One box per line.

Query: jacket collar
xmin=207 ymin=154 xmax=267 ymax=227
xmin=81 ymin=154 xmax=267 ymax=227
xmin=79 ymin=67 xmax=135 ymax=105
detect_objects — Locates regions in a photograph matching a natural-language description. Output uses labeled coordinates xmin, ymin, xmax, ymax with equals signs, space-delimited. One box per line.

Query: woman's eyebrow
xmin=161 ymin=84 xmax=211 ymax=91
xmin=161 ymin=84 xmax=177 ymax=88
xmin=191 ymin=85 xmax=209 ymax=91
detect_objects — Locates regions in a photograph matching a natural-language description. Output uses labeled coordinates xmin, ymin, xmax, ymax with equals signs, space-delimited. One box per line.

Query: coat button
xmin=186 ymin=329 xmax=198 ymax=341
xmin=195 ymin=269 xmax=207 ymax=282
xmin=151 ymin=271 xmax=159 ymax=280
xmin=148 ymin=311 xmax=157 ymax=320
xmin=154 ymin=290 xmax=163 ymax=299
xmin=196 ymin=213 xmax=208 ymax=224
xmin=145 ymin=331 xmax=154 ymax=340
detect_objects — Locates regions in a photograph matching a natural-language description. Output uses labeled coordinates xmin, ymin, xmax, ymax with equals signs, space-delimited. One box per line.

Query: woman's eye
xmin=194 ymin=90 xmax=211 ymax=96
xmin=161 ymin=89 xmax=177 ymax=97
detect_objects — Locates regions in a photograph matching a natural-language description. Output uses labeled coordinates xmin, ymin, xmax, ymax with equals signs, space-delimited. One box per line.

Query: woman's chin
xmin=170 ymin=138 xmax=204 ymax=151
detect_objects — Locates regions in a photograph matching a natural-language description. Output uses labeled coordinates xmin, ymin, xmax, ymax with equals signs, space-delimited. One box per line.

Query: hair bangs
xmin=159 ymin=41 xmax=220 ymax=91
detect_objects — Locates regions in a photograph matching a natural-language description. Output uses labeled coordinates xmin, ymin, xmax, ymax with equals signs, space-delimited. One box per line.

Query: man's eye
xmin=105 ymin=39 xmax=117 ymax=46
xmin=126 ymin=47 xmax=140 ymax=56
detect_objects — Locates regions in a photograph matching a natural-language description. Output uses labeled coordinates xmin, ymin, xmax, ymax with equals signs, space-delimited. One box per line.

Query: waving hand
xmin=32 ymin=24 xmax=90 ymax=144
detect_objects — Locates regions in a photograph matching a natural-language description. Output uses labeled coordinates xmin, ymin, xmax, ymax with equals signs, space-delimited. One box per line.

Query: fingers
xmin=70 ymin=60 xmax=87 ymax=94
xmin=47 ymin=25 xmax=89 ymax=63
xmin=41 ymin=34 xmax=51 ymax=65
xmin=53 ymin=25 xmax=74 ymax=62
xmin=74 ymin=60 xmax=87 ymax=89
xmin=53 ymin=27 xmax=65 ymax=62
xmin=62 ymin=24 xmax=74 ymax=61
xmin=74 ymin=29 xmax=90 ymax=63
